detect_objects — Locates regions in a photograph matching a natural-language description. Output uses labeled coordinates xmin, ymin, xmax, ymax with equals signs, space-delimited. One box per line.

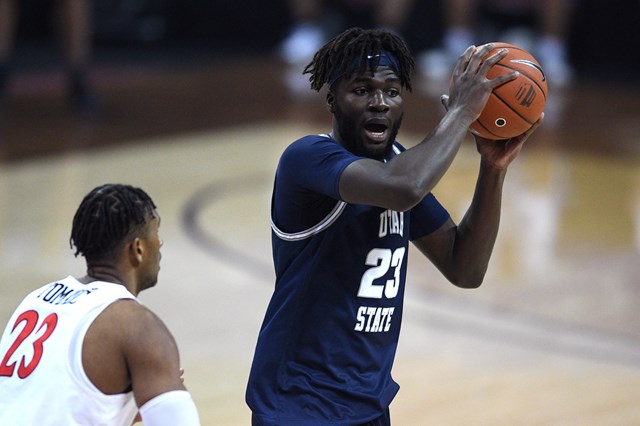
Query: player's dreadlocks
xmin=70 ymin=183 xmax=157 ymax=261
xmin=304 ymin=27 xmax=415 ymax=92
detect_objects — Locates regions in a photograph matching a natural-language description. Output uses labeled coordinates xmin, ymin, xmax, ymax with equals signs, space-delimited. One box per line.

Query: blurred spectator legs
xmin=0 ymin=0 xmax=101 ymax=117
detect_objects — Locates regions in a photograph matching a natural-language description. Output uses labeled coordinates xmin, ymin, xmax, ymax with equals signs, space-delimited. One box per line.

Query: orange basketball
xmin=469 ymin=42 xmax=548 ymax=140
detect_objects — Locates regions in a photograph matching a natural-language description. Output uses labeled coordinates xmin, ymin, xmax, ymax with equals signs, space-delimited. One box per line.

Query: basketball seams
xmin=470 ymin=42 xmax=547 ymax=140
xmin=487 ymin=92 xmax=534 ymax=126
xmin=473 ymin=118 xmax=500 ymax=139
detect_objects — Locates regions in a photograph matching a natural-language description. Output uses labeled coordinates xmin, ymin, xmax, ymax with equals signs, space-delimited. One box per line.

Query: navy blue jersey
xmin=246 ymin=134 xmax=450 ymax=425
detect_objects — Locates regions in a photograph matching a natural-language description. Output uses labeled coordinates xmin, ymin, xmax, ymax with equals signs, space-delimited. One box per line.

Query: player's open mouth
xmin=364 ymin=122 xmax=388 ymax=142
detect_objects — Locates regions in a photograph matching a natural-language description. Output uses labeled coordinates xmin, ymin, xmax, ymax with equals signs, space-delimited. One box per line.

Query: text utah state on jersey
xmin=354 ymin=210 xmax=404 ymax=334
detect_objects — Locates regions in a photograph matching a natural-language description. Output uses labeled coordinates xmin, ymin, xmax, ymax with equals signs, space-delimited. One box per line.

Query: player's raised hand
xmin=476 ymin=113 xmax=544 ymax=170
xmin=444 ymin=43 xmax=518 ymax=121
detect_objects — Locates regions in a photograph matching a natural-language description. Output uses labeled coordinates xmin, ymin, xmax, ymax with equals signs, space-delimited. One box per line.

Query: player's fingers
xmin=466 ymin=42 xmax=494 ymax=73
xmin=440 ymin=94 xmax=450 ymax=111
xmin=524 ymin=112 xmax=545 ymax=137
xmin=512 ymin=112 xmax=545 ymax=144
xmin=532 ymin=112 xmax=545 ymax=128
xmin=452 ymin=45 xmax=476 ymax=76
xmin=488 ymin=71 xmax=519 ymax=89
xmin=479 ymin=47 xmax=508 ymax=73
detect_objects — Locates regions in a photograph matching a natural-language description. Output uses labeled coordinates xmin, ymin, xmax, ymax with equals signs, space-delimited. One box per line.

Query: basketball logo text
xmin=515 ymin=84 xmax=537 ymax=108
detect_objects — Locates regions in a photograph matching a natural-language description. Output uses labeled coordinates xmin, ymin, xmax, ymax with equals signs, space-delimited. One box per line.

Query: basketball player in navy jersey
xmin=246 ymin=27 xmax=543 ymax=425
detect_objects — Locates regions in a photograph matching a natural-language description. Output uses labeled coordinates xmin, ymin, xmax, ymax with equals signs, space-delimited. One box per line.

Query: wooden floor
xmin=1 ymin=45 xmax=640 ymax=425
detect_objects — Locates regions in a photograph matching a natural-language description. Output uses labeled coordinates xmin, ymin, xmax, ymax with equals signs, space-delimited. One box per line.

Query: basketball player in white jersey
xmin=0 ymin=184 xmax=200 ymax=425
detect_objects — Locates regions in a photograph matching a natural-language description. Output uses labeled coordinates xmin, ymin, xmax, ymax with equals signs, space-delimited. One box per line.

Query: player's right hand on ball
xmin=447 ymin=43 xmax=517 ymax=121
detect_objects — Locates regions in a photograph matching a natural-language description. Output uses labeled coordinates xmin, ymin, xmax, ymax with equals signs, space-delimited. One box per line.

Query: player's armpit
xmin=412 ymin=218 xmax=458 ymax=279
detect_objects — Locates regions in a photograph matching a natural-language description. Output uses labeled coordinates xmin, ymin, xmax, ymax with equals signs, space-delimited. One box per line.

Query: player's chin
xmin=150 ymin=270 xmax=160 ymax=286
xmin=365 ymin=143 xmax=391 ymax=160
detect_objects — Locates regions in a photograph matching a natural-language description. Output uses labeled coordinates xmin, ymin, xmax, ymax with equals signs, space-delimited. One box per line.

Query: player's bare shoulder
xmin=98 ymin=298 xmax=175 ymax=347
xmin=84 ymin=298 xmax=180 ymax=393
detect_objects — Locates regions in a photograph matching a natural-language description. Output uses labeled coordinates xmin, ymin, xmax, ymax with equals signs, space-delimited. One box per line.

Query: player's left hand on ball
xmin=476 ymin=113 xmax=544 ymax=169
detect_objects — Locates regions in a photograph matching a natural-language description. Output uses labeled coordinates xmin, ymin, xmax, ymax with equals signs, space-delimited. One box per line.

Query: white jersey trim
xmin=271 ymin=137 xmax=400 ymax=242
xmin=272 ymin=200 xmax=347 ymax=242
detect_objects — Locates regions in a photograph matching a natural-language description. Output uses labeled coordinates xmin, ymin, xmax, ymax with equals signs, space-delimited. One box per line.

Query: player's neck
xmin=82 ymin=265 xmax=125 ymax=287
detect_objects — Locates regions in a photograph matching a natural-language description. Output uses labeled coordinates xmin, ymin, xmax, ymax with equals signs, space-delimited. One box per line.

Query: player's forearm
xmin=450 ymin=162 xmax=507 ymax=288
xmin=340 ymin=107 xmax=477 ymax=211
xmin=388 ymin=106 xmax=477 ymax=207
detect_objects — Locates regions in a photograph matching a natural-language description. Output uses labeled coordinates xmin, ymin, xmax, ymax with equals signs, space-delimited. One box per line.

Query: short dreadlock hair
xmin=70 ymin=184 xmax=157 ymax=261
xmin=304 ymin=27 xmax=415 ymax=92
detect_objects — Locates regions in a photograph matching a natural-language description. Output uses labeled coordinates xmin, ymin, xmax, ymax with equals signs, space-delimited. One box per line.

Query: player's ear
xmin=127 ymin=238 xmax=144 ymax=266
xmin=326 ymin=93 xmax=335 ymax=113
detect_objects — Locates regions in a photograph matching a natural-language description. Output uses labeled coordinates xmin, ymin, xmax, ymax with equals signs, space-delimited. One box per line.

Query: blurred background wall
xmin=14 ymin=0 xmax=640 ymax=82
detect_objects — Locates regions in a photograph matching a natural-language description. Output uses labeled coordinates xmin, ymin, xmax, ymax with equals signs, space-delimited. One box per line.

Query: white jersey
xmin=0 ymin=276 xmax=139 ymax=425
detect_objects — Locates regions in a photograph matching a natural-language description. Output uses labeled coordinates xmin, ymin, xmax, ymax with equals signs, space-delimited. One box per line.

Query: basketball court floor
xmin=1 ymin=50 xmax=639 ymax=425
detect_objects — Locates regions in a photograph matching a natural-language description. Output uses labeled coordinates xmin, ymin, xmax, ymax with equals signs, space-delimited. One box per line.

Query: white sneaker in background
xmin=536 ymin=36 xmax=574 ymax=88
xmin=500 ymin=27 xmax=536 ymax=55
xmin=416 ymin=48 xmax=456 ymax=98
xmin=279 ymin=24 xmax=325 ymax=65
xmin=418 ymin=49 xmax=454 ymax=82
xmin=417 ymin=28 xmax=472 ymax=98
